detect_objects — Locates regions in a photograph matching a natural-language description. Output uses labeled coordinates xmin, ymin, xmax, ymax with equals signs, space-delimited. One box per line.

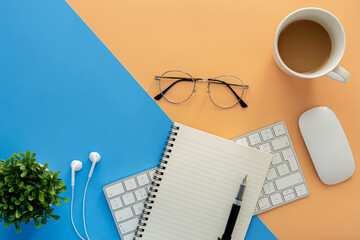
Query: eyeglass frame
xmin=154 ymin=70 xmax=249 ymax=108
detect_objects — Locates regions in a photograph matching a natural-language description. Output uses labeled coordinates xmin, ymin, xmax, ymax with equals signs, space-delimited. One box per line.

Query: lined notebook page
xmin=140 ymin=123 xmax=272 ymax=240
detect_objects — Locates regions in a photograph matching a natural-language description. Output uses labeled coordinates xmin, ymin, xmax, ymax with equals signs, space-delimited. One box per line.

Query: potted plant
xmin=0 ymin=150 xmax=68 ymax=233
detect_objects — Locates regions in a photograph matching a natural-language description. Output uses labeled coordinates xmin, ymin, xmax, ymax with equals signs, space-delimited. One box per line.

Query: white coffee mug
xmin=273 ymin=8 xmax=350 ymax=83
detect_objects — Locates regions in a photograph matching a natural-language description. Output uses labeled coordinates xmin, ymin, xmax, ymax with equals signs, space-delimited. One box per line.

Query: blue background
xmin=0 ymin=0 xmax=172 ymax=239
xmin=0 ymin=0 xmax=275 ymax=239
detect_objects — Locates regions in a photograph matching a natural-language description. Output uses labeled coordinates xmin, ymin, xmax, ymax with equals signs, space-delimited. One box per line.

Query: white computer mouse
xmin=299 ymin=106 xmax=355 ymax=185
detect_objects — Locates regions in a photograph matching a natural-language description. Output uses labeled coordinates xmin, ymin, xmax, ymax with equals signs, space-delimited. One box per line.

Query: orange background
xmin=65 ymin=0 xmax=360 ymax=239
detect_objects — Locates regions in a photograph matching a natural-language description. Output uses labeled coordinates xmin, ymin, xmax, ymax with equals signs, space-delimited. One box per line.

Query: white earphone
xmin=70 ymin=160 xmax=85 ymax=240
xmin=70 ymin=152 xmax=101 ymax=240
xmin=71 ymin=160 xmax=83 ymax=187
xmin=88 ymin=152 xmax=101 ymax=178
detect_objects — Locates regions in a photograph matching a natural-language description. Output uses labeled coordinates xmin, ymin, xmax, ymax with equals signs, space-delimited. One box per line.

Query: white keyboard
xmin=103 ymin=121 xmax=309 ymax=239
xmin=233 ymin=121 xmax=309 ymax=214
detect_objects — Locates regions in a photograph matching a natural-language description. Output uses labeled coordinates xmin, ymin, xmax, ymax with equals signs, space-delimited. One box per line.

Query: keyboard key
xmin=105 ymin=183 xmax=125 ymax=198
xmin=260 ymin=128 xmax=274 ymax=141
xmin=271 ymin=136 xmax=290 ymax=151
xmin=258 ymin=198 xmax=271 ymax=210
xmin=270 ymin=193 xmax=283 ymax=205
xmin=137 ymin=174 xmax=150 ymax=186
xmin=123 ymin=233 xmax=135 ymax=240
xmin=122 ymin=193 xmax=135 ymax=205
xmin=263 ymin=182 xmax=275 ymax=194
xmin=124 ymin=178 xmax=137 ymax=191
xmin=282 ymin=188 xmax=294 ymax=196
xmin=283 ymin=193 xmax=296 ymax=201
xmin=248 ymin=133 xmax=261 ymax=145
xmin=119 ymin=218 xmax=139 ymax=234
xmin=148 ymin=170 xmax=156 ymax=180
xmin=109 ymin=197 xmax=123 ymax=210
xmin=259 ymin=143 xmax=272 ymax=153
xmin=236 ymin=137 xmax=249 ymax=147
xmin=275 ymin=172 xmax=303 ymax=190
xmin=277 ymin=163 xmax=290 ymax=176
xmin=266 ymin=168 xmax=277 ymax=181
xmin=271 ymin=152 xmax=282 ymax=165
xmin=273 ymin=124 xmax=286 ymax=136
xmin=114 ymin=207 xmax=133 ymax=222
xmin=282 ymin=148 xmax=299 ymax=171
xmin=135 ymin=188 xmax=147 ymax=201
xmin=295 ymin=184 xmax=308 ymax=197
xmin=133 ymin=202 xmax=145 ymax=215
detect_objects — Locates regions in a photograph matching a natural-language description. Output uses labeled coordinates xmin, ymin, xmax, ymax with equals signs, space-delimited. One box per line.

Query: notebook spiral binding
xmin=134 ymin=124 xmax=180 ymax=239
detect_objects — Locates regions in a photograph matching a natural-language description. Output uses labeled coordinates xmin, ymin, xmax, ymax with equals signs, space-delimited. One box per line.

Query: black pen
xmin=218 ymin=174 xmax=248 ymax=240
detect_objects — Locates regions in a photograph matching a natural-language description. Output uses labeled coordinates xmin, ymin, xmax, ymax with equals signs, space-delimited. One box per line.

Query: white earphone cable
xmin=71 ymin=186 xmax=85 ymax=240
xmin=83 ymin=177 xmax=91 ymax=240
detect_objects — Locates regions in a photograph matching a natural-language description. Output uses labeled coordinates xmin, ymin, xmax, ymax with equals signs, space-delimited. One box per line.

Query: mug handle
xmin=325 ymin=66 xmax=350 ymax=83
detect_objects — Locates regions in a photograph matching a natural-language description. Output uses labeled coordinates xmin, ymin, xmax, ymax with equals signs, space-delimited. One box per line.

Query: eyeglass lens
xmin=159 ymin=71 xmax=195 ymax=103
xmin=208 ymin=75 xmax=245 ymax=108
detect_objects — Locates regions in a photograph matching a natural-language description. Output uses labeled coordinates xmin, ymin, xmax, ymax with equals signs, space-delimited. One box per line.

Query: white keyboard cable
xmin=71 ymin=186 xmax=85 ymax=240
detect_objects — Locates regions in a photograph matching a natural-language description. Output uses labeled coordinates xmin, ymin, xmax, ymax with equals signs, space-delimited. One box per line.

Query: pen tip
xmin=242 ymin=174 xmax=248 ymax=185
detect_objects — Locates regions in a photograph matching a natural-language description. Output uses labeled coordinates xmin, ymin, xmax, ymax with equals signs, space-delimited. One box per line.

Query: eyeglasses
xmin=154 ymin=70 xmax=249 ymax=108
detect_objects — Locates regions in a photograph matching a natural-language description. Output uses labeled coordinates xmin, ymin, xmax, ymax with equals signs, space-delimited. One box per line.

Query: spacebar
xmin=275 ymin=172 xmax=303 ymax=190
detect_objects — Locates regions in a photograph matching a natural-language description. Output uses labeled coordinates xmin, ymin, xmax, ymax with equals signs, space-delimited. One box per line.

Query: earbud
xmin=71 ymin=160 xmax=83 ymax=187
xmin=88 ymin=152 xmax=101 ymax=178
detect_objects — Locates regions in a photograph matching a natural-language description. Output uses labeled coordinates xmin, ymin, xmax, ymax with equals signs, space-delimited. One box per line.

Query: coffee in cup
xmin=273 ymin=8 xmax=350 ymax=83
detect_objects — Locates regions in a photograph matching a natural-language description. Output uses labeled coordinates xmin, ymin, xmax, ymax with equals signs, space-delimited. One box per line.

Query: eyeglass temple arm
xmin=154 ymin=78 xmax=194 ymax=100
xmin=211 ymin=79 xmax=248 ymax=108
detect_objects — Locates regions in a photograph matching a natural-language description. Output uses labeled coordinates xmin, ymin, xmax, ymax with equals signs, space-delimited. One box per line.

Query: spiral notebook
xmin=134 ymin=123 xmax=272 ymax=240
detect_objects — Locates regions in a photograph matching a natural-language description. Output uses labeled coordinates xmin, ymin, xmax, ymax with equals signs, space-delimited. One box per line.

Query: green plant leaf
xmin=29 ymin=158 xmax=36 ymax=165
xmin=60 ymin=197 xmax=69 ymax=202
xmin=20 ymin=165 xmax=27 ymax=171
xmin=54 ymin=200 xmax=61 ymax=206
xmin=55 ymin=181 xmax=65 ymax=188
xmin=17 ymin=152 xmax=24 ymax=158
xmin=3 ymin=203 xmax=8 ymax=209
xmin=24 ymin=151 xmax=31 ymax=159
xmin=9 ymin=205 xmax=15 ymax=210
xmin=9 ymin=215 xmax=15 ymax=221
xmin=6 ymin=157 xmax=13 ymax=164
xmin=15 ymin=209 xmax=21 ymax=218
xmin=18 ymin=181 xmax=24 ymax=188
xmin=50 ymin=215 xmax=60 ymax=220
xmin=41 ymin=217 xmax=47 ymax=225
xmin=53 ymin=171 xmax=60 ymax=179
xmin=28 ymin=204 xmax=33 ymax=211
xmin=43 ymin=163 xmax=49 ymax=169
xmin=4 ymin=219 xmax=10 ymax=227
xmin=28 ymin=195 xmax=34 ymax=201
xmin=12 ymin=153 xmax=19 ymax=160
xmin=26 ymin=185 xmax=35 ymax=191
xmin=20 ymin=171 xmax=28 ymax=178
xmin=11 ymin=197 xmax=17 ymax=203
xmin=15 ymin=225 xmax=22 ymax=233
xmin=34 ymin=218 xmax=40 ymax=228
xmin=15 ymin=200 xmax=21 ymax=205
xmin=9 ymin=187 xmax=15 ymax=193
xmin=31 ymin=152 xmax=36 ymax=158
xmin=0 ymin=190 xmax=4 ymax=196
xmin=38 ymin=192 xmax=44 ymax=202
